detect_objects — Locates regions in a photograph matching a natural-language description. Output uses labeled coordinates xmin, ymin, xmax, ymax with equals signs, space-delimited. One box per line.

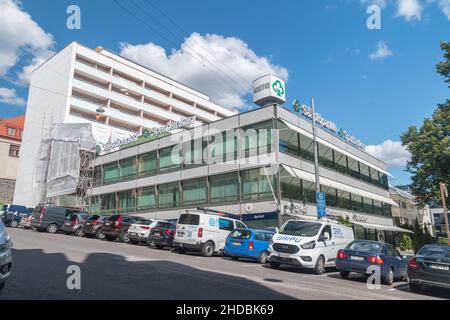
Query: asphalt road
xmin=1 ymin=228 xmax=449 ymax=300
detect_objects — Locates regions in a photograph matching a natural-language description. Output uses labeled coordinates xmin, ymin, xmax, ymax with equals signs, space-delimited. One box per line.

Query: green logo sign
xmin=272 ymin=80 xmax=285 ymax=97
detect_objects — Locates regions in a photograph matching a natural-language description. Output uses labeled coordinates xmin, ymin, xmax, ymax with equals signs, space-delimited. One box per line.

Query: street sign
xmin=316 ymin=192 xmax=327 ymax=218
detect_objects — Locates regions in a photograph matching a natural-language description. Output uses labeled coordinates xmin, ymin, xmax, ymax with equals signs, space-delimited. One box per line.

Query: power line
xmin=113 ymin=0 xmax=247 ymax=99
xmin=144 ymin=0 xmax=252 ymax=86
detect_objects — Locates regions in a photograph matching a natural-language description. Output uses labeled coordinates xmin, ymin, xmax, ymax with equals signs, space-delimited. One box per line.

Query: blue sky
xmin=0 ymin=0 xmax=449 ymax=185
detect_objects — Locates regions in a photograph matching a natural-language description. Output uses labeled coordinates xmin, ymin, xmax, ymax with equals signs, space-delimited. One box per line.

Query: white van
xmin=173 ymin=209 xmax=247 ymax=257
xmin=268 ymin=218 xmax=354 ymax=274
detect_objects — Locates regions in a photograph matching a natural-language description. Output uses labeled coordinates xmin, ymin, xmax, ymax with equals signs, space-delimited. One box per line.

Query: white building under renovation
xmin=14 ymin=42 xmax=234 ymax=207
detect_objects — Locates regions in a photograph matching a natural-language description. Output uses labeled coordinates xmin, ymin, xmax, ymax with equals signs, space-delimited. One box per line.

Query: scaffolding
xmin=74 ymin=149 xmax=96 ymax=211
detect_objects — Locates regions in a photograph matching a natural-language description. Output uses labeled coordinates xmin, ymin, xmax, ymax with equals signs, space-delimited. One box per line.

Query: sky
xmin=0 ymin=0 xmax=449 ymax=186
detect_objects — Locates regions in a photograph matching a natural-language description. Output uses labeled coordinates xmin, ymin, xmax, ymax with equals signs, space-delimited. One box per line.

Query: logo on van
xmin=209 ymin=218 xmax=216 ymax=227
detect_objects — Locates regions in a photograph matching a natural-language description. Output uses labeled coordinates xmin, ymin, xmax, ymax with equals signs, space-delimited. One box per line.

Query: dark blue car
xmin=336 ymin=240 xmax=408 ymax=285
xmin=1 ymin=204 xmax=30 ymax=228
xmin=224 ymin=228 xmax=275 ymax=264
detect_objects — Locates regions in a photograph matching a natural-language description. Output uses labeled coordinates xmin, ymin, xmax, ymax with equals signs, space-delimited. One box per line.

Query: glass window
xmin=183 ymin=139 xmax=205 ymax=167
xmin=318 ymin=143 xmax=334 ymax=169
xmin=380 ymin=174 xmax=389 ymax=189
xmin=321 ymin=225 xmax=333 ymax=239
xmin=300 ymin=134 xmax=315 ymax=162
xmin=230 ymin=229 xmax=252 ymax=239
xmin=279 ymin=121 xmax=300 ymax=157
xmin=363 ymin=198 xmax=374 ymax=214
xmin=373 ymin=200 xmax=383 ymax=215
xmin=334 ymin=151 xmax=347 ymax=174
xmin=224 ymin=130 xmax=238 ymax=162
xmin=93 ymin=166 xmax=102 ymax=186
xmin=279 ymin=220 xmax=322 ymax=237
xmin=136 ymin=187 xmax=156 ymax=211
xmin=255 ymin=120 xmax=273 ymax=155
xmin=383 ymin=203 xmax=392 ymax=217
xmin=360 ymin=163 xmax=371 ymax=183
xmin=241 ymin=121 xmax=273 ymax=158
xmin=119 ymin=157 xmax=137 ymax=178
xmin=208 ymin=133 xmax=225 ymax=164
xmin=348 ymin=158 xmax=360 ymax=179
xmin=139 ymin=151 xmax=157 ymax=175
xmin=117 ymin=190 xmax=135 ymax=213
xmin=337 ymin=190 xmax=352 ymax=211
xmin=158 ymin=182 xmax=180 ymax=208
xmin=351 ymin=194 xmax=363 ymax=212
xmin=100 ymin=193 xmax=116 ymax=212
xmin=8 ymin=145 xmax=20 ymax=157
xmin=241 ymin=128 xmax=258 ymax=157
xmin=159 ymin=146 xmax=181 ymax=172
xmin=302 ymin=180 xmax=316 ymax=204
xmin=370 ymin=168 xmax=380 ymax=185
xmin=219 ymin=218 xmax=234 ymax=231
xmin=178 ymin=213 xmax=200 ymax=225
xmin=182 ymin=178 xmax=207 ymax=206
xmin=241 ymin=168 xmax=275 ymax=201
xmin=103 ymin=162 xmax=119 ymax=183
xmin=210 ymin=173 xmax=240 ymax=204
xmin=89 ymin=196 xmax=101 ymax=213
xmin=322 ymin=186 xmax=338 ymax=208
xmin=280 ymin=168 xmax=301 ymax=201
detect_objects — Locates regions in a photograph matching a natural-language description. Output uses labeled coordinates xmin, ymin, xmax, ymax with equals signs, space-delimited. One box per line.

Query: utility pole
xmin=439 ymin=182 xmax=450 ymax=245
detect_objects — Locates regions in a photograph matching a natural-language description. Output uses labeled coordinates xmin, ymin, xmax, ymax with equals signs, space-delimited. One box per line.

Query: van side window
xmin=255 ymin=232 xmax=265 ymax=241
xmin=219 ymin=218 xmax=234 ymax=231
xmin=235 ymin=221 xmax=246 ymax=229
xmin=321 ymin=225 xmax=332 ymax=240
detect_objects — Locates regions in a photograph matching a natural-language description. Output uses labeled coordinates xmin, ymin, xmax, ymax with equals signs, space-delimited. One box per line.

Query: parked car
xmin=1 ymin=204 xmax=30 ymax=228
xmin=101 ymin=215 xmax=147 ymax=242
xmin=268 ymin=218 xmax=354 ymax=274
xmin=336 ymin=240 xmax=408 ymax=285
xmin=173 ymin=209 xmax=247 ymax=257
xmin=127 ymin=219 xmax=162 ymax=245
xmin=408 ymin=244 xmax=450 ymax=292
xmin=30 ymin=205 xmax=81 ymax=233
xmin=61 ymin=213 xmax=91 ymax=236
xmin=147 ymin=222 xmax=176 ymax=249
xmin=19 ymin=214 xmax=33 ymax=229
xmin=82 ymin=215 xmax=108 ymax=239
xmin=224 ymin=228 xmax=275 ymax=264
xmin=0 ymin=219 xmax=12 ymax=290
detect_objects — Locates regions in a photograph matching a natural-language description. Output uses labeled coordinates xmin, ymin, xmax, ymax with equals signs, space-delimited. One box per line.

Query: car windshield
xmin=134 ymin=219 xmax=152 ymax=225
xmin=418 ymin=245 xmax=450 ymax=258
xmin=347 ymin=241 xmax=383 ymax=253
xmin=279 ymin=221 xmax=322 ymax=237
xmin=156 ymin=222 xmax=172 ymax=229
xmin=229 ymin=229 xmax=251 ymax=239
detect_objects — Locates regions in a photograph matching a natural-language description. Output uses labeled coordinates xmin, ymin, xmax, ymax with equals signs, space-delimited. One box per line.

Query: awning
xmin=280 ymin=119 xmax=393 ymax=178
xmin=281 ymin=164 xmax=399 ymax=207
xmin=352 ymin=221 xmax=413 ymax=233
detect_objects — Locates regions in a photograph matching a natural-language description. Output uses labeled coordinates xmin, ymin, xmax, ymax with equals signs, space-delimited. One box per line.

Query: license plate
xmin=129 ymin=232 xmax=137 ymax=236
xmin=177 ymin=232 xmax=185 ymax=237
xmin=232 ymin=242 xmax=241 ymax=246
xmin=351 ymin=256 xmax=364 ymax=261
xmin=279 ymin=257 xmax=290 ymax=262
xmin=429 ymin=264 xmax=449 ymax=271
xmin=65 ymin=222 xmax=71 ymax=226
xmin=155 ymin=232 xmax=161 ymax=236
xmin=278 ymin=253 xmax=290 ymax=258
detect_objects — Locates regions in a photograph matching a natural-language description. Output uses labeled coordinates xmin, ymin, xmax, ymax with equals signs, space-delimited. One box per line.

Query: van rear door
xmin=176 ymin=213 xmax=200 ymax=244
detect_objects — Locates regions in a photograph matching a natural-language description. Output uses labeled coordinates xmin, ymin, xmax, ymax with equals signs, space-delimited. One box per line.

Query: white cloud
xmin=369 ymin=41 xmax=393 ymax=60
xmin=119 ymin=33 xmax=288 ymax=111
xmin=396 ymin=0 xmax=424 ymax=21
xmin=361 ymin=0 xmax=389 ymax=8
xmin=0 ymin=0 xmax=54 ymax=84
xmin=0 ymin=87 xmax=26 ymax=106
xmin=365 ymin=140 xmax=411 ymax=167
xmin=437 ymin=0 xmax=450 ymax=19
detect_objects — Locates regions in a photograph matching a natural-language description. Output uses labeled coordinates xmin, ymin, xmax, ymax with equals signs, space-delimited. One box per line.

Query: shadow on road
xmin=0 ymin=248 xmax=296 ymax=300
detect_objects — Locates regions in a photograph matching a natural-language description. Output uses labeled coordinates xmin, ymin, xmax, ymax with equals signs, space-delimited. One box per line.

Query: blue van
xmin=1 ymin=204 xmax=30 ymax=228
xmin=224 ymin=228 xmax=275 ymax=264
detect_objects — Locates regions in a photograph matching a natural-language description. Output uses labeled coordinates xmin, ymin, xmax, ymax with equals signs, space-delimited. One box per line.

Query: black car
xmin=101 ymin=215 xmax=145 ymax=242
xmin=82 ymin=215 xmax=108 ymax=239
xmin=147 ymin=222 xmax=176 ymax=249
xmin=30 ymin=205 xmax=82 ymax=233
xmin=408 ymin=244 xmax=450 ymax=292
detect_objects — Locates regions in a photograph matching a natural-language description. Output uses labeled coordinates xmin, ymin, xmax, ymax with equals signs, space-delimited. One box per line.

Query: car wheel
xmin=120 ymin=232 xmax=130 ymax=243
xmin=257 ymin=251 xmax=269 ymax=264
xmin=46 ymin=223 xmax=58 ymax=234
xmin=10 ymin=220 xmax=18 ymax=228
xmin=0 ymin=281 xmax=5 ymax=290
xmin=313 ymin=255 xmax=326 ymax=275
xmin=340 ymin=271 xmax=350 ymax=279
xmin=176 ymin=247 xmax=186 ymax=254
xmin=269 ymin=261 xmax=281 ymax=269
xmin=129 ymin=239 xmax=139 ymax=245
xmin=74 ymin=228 xmax=83 ymax=237
xmin=382 ymin=268 xmax=394 ymax=285
xmin=409 ymin=282 xmax=421 ymax=293
xmin=201 ymin=241 xmax=215 ymax=257
xmin=96 ymin=229 xmax=105 ymax=240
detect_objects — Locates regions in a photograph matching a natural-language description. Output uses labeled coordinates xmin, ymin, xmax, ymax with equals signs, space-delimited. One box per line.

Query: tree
xmin=338 ymin=215 xmax=352 ymax=227
xmin=412 ymin=219 xmax=424 ymax=254
xmin=401 ymin=42 xmax=450 ymax=206
xmin=399 ymin=234 xmax=413 ymax=251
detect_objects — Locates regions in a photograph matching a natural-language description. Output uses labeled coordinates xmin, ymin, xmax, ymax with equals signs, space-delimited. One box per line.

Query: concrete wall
xmin=13 ymin=43 xmax=76 ymax=207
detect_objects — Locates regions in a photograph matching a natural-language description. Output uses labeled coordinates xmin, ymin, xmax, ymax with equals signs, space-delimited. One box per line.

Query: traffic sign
xmin=316 ymin=192 xmax=327 ymax=218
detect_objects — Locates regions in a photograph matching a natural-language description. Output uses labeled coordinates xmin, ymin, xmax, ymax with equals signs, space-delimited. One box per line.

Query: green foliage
xmin=400 ymin=42 xmax=450 ymax=206
xmin=412 ymin=219 xmax=437 ymax=254
xmin=399 ymin=234 xmax=413 ymax=251
xmin=338 ymin=215 xmax=352 ymax=227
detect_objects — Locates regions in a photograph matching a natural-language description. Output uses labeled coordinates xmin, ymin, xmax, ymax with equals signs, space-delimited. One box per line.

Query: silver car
xmin=0 ymin=219 xmax=12 ymax=290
